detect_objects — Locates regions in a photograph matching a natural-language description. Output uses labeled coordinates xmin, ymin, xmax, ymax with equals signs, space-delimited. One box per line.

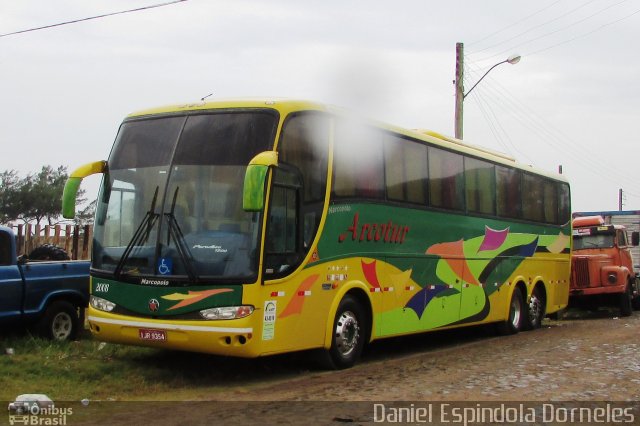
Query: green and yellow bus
xmin=63 ymin=99 xmax=571 ymax=368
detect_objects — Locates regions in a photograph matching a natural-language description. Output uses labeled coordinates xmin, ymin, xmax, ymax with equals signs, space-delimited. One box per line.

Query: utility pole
xmin=454 ymin=43 xmax=520 ymax=141
xmin=619 ymin=188 xmax=623 ymax=211
xmin=454 ymin=42 xmax=464 ymax=140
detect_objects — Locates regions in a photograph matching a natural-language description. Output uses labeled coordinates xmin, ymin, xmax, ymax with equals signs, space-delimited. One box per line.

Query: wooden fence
xmin=13 ymin=223 xmax=93 ymax=260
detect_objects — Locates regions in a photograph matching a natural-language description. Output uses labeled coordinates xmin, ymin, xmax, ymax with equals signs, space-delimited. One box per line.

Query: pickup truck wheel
xmin=37 ymin=301 xmax=79 ymax=341
xmin=620 ymin=284 xmax=632 ymax=317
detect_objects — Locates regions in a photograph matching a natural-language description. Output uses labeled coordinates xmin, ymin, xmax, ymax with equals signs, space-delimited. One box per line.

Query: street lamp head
xmin=507 ymin=54 xmax=521 ymax=65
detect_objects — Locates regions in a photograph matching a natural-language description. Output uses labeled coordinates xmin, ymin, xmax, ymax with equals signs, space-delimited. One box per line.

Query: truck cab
xmin=570 ymin=215 xmax=639 ymax=316
xmin=0 ymin=226 xmax=90 ymax=340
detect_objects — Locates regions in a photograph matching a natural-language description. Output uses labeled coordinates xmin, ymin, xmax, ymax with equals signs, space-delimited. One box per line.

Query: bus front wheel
xmin=324 ymin=295 xmax=366 ymax=370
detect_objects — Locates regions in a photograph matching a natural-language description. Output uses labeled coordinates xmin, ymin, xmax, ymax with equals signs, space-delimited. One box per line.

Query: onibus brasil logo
xmin=7 ymin=394 xmax=73 ymax=425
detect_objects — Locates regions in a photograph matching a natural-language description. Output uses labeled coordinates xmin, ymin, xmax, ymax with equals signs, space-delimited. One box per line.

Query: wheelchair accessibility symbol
xmin=158 ymin=258 xmax=173 ymax=275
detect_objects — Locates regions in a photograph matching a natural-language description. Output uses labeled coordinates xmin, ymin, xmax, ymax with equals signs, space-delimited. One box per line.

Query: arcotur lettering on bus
xmin=338 ymin=212 xmax=410 ymax=244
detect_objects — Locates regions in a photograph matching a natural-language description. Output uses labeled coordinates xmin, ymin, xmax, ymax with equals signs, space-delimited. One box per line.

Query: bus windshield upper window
xmin=93 ymin=111 xmax=278 ymax=281
xmin=110 ymin=117 xmax=185 ymax=170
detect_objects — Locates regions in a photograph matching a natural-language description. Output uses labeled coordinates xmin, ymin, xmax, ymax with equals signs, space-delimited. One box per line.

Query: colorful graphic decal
xmin=362 ymin=260 xmax=381 ymax=290
xmin=348 ymin=225 xmax=570 ymax=333
xmin=279 ymin=274 xmax=319 ymax=318
xmin=547 ymin=232 xmax=570 ymax=254
xmin=279 ymin=205 xmax=569 ymax=338
xmin=161 ymin=288 xmax=234 ymax=310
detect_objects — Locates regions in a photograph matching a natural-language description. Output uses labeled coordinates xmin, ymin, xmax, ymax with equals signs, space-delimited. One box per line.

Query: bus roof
xmin=126 ymin=98 xmax=568 ymax=183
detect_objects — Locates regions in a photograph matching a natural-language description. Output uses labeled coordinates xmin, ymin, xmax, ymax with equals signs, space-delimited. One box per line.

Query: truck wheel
xmin=37 ymin=301 xmax=79 ymax=341
xmin=633 ymin=279 xmax=640 ymax=311
xmin=620 ymin=284 xmax=633 ymax=317
xmin=323 ymin=295 xmax=367 ymax=369
xmin=496 ymin=287 xmax=524 ymax=335
xmin=28 ymin=244 xmax=70 ymax=261
xmin=633 ymin=296 xmax=640 ymax=311
xmin=524 ymin=286 xmax=546 ymax=330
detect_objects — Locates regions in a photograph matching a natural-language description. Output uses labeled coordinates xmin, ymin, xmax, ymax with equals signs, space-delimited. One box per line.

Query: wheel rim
xmin=335 ymin=310 xmax=360 ymax=358
xmin=510 ymin=294 xmax=522 ymax=328
xmin=51 ymin=312 xmax=73 ymax=340
xmin=529 ymin=294 xmax=542 ymax=326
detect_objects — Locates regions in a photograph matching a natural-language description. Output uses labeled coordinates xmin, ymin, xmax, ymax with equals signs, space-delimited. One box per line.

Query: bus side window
xmin=267 ymin=112 xmax=329 ymax=277
xmin=333 ymin=120 xmax=384 ymax=200
xmin=428 ymin=146 xmax=464 ymax=211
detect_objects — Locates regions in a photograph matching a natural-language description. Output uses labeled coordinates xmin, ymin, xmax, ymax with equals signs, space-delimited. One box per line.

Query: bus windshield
xmin=92 ymin=110 xmax=278 ymax=283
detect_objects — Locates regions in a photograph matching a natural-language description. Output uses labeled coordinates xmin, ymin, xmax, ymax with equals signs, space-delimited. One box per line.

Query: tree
xmin=74 ymin=199 xmax=96 ymax=225
xmin=0 ymin=165 xmax=87 ymax=226
xmin=0 ymin=170 xmax=21 ymax=224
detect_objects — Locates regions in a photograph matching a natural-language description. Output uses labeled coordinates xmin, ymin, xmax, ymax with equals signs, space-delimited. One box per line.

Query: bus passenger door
xmin=261 ymin=167 xmax=327 ymax=352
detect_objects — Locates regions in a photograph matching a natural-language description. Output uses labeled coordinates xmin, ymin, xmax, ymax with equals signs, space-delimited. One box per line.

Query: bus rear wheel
xmin=324 ymin=295 xmax=366 ymax=370
xmin=496 ymin=287 xmax=524 ymax=335
xmin=524 ymin=286 xmax=546 ymax=330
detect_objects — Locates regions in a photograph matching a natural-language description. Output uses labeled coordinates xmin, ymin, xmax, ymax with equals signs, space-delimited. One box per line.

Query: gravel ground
xmin=26 ymin=310 xmax=640 ymax=425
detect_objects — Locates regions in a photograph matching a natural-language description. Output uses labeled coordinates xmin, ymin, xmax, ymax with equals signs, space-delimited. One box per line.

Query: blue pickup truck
xmin=0 ymin=225 xmax=90 ymax=340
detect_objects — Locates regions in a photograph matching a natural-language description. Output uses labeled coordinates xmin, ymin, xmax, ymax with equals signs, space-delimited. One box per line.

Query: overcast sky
xmin=1 ymin=0 xmax=639 ymax=212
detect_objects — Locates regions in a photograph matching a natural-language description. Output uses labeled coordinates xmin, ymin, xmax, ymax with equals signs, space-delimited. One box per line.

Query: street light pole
xmin=454 ymin=42 xmax=521 ymax=140
xmin=454 ymin=42 xmax=465 ymax=140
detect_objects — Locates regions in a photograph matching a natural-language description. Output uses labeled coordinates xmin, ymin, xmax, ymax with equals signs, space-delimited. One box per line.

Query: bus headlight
xmin=199 ymin=306 xmax=254 ymax=320
xmin=90 ymin=295 xmax=116 ymax=312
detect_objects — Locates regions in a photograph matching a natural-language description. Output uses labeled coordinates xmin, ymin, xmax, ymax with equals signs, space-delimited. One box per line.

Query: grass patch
xmin=1 ymin=331 xmax=165 ymax=401
xmin=0 ymin=330 xmax=313 ymax=402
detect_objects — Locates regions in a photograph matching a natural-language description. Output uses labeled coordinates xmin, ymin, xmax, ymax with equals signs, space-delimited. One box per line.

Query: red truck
xmin=570 ymin=215 xmax=640 ymax=316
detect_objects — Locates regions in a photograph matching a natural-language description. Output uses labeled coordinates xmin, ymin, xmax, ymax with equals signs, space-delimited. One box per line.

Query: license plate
xmin=138 ymin=328 xmax=167 ymax=341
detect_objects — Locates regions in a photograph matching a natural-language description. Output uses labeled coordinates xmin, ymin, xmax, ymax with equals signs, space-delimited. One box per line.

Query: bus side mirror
xmin=243 ymin=151 xmax=278 ymax=212
xmin=632 ymin=231 xmax=639 ymax=247
xmin=62 ymin=161 xmax=107 ymax=219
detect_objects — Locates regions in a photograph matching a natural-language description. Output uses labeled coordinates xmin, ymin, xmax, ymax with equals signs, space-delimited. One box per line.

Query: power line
xmin=0 ymin=0 xmax=188 ymax=39
xmin=473 ymin=0 xmax=632 ymax=63
xmin=463 ymin=57 xmax=640 ymax=194
xmin=524 ymin=6 xmax=640 ymax=57
xmin=469 ymin=0 xmax=601 ymax=56
xmin=467 ymin=0 xmax=565 ymax=48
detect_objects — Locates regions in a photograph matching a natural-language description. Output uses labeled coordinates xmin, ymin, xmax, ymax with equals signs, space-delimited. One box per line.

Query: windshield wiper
xmin=114 ymin=186 xmax=160 ymax=279
xmin=164 ymin=187 xmax=198 ymax=282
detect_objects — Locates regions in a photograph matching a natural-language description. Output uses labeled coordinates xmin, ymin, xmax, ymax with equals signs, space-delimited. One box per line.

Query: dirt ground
xmin=65 ymin=309 xmax=640 ymax=425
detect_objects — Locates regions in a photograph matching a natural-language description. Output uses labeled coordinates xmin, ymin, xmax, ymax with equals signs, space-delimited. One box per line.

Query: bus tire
xmin=324 ymin=295 xmax=366 ymax=370
xmin=36 ymin=301 xmax=79 ymax=341
xmin=524 ymin=286 xmax=546 ymax=330
xmin=496 ymin=287 xmax=524 ymax=335
xmin=620 ymin=283 xmax=633 ymax=317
